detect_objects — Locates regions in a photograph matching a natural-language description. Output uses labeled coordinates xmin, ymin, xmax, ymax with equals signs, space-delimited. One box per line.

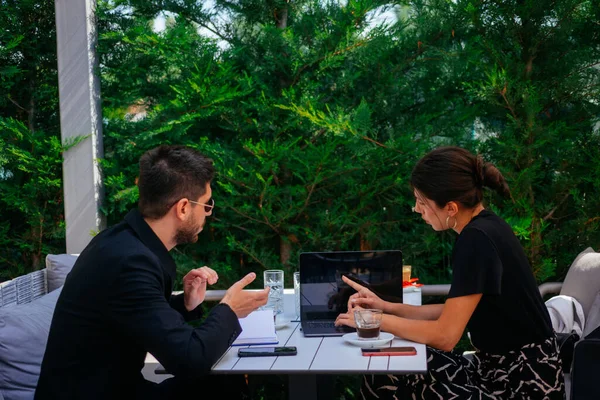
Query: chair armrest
xmin=0 ymin=269 xmax=48 ymax=308
xmin=538 ymin=282 xmax=563 ymax=297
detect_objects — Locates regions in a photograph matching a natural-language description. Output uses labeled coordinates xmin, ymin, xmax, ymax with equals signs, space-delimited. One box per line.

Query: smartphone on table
xmin=361 ymin=346 xmax=417 ymax=356
xmin=238 ymin=346 xmax=297 ymax=357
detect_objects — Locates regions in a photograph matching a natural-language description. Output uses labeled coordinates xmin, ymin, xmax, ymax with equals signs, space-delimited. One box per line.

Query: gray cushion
xmin=45 ymin=254 xmax=78 ymax=292
xmin=561 ymin=247 xmax=600 ymax=317
xmin=0 ymin=287 xmax=62 ymax=400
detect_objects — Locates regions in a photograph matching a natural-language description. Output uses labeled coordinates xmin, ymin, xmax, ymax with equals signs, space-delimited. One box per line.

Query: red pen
xmin=361 ymin=346 xmax=417 ymax=356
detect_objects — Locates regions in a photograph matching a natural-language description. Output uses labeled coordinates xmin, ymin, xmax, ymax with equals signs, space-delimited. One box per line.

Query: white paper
xmin=232 ymin=309 xmax=279 ymax=346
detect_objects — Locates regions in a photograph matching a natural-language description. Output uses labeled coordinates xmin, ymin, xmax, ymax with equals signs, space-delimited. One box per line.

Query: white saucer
xmin=275 ymin=320 xmax=290 ymax=330
xmin=342 ymin=332 xmax=394 ymax=348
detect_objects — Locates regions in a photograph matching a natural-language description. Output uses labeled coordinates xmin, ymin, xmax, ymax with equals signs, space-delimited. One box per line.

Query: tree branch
xmin=361 ymin=135 xmax=404 ymax=153
xmin=292 ymin=165 xmax=322 ymax=223
xmin=543 ymin=193 xmax=570 ymax=221
xmin=585 ymin=217 xmax=600 ymax=226
xmin=162 ymin=5 xmax=236 ymax=46
xmin=542 ymin=82 xmax=600 ymax=115
xmin=533 ymin=1 xmax=580 ymax=54
xmin=193 ymin=20 xmax=235 ymax=45
xmin=235 ymin=241 xmax=269 ymax=270
xmin=290 ymin=41 xmax=368 ymax=87
xmin=230 ymin=206 xmax=270 ymax=226
xmin=562 ymin=61 xmax=600 ymax=81
xmin=7 ymin=96 xmax=27 ymax=112
xmin=499 ymin=85 xmax=518 ymax=120
xmin=258 ymin=185 xmax=279 ymax=234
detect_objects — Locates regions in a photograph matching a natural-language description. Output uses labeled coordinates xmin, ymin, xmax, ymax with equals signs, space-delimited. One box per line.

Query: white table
xmin=148 ymin=288 xmax=426 ymax=399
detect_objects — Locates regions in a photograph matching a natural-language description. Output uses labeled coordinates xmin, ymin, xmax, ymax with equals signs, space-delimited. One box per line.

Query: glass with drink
xmin=402 ymin=265 xmax=412 ymax=282
xmin=354 ymin=309 xmax=383 ymax=340
xmin=293 ymin=271 xmax=301 ymax=322
xmin=263 ymin=269 xmax=284 ymax=323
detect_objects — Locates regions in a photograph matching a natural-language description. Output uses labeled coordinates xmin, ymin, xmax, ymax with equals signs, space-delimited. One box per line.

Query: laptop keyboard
xmin=305 ymin=321 xmax=353 ymax=333
xmin=306 ymin=321 xmax=337 ymax=329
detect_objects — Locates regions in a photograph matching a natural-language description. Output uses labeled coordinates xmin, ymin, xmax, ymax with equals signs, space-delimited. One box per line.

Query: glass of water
xmin=293 ymin=271 xmax=300 ymax=322
xmin=263 ymin=269 xmax=284 ymax=323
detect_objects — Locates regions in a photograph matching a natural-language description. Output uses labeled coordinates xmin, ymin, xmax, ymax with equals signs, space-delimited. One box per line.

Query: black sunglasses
xmin=188 ymin=198 xmax=215 ymax=213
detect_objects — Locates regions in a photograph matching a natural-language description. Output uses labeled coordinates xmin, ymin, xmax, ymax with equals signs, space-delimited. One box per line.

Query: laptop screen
xmin=299 ymin=250 xmax=403 ymax=323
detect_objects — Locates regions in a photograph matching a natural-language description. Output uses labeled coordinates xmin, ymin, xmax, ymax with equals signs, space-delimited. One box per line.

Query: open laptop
xmin=299 ymin=250 xmax=403 ymax=337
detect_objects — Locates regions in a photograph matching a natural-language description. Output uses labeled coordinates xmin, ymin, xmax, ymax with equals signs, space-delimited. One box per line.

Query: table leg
xmin=288 ymin=375 xmax=316 ymax=400
xmin=288 ymin=375 xmax=334 ymax=400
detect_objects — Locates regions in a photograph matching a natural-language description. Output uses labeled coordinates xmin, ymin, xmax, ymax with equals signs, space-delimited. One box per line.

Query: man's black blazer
xmin=35 ymin=209 xmax=241 ymax=399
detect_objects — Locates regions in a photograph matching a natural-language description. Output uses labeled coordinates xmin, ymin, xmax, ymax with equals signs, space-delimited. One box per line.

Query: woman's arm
xmin=381 ymin=293 xmax=482 ymax=352
xmin=384 ymin=302 xmax=444 ymax=321
xmin=342 ymin=276 xmax=440 ymax=319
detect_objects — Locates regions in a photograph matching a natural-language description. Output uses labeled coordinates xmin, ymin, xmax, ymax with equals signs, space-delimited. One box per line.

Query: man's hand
xmin=183 ymin=266 xmax=219 ymax=311
xmin=220 ymin=272 xmax=270 ymax=318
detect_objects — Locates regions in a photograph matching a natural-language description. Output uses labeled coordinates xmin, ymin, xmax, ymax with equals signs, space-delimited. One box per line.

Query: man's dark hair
xmin=410 ymin=146 xmax=510 ymax=209
xmin=138 ymin=145 xmax=214 ymax=219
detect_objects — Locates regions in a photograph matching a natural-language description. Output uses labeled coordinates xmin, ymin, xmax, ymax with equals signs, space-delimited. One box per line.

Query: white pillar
xmin=55 ymin=0 xmax=105 ymax=253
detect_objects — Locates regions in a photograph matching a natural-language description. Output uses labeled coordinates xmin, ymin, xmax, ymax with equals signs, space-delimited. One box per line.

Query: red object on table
xmin=402 ymin=278 xmax=424 ymax=288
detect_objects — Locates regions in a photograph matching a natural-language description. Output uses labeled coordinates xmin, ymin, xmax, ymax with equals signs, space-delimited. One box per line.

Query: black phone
xmin=238 ymin=346 xmax=297 ymax=357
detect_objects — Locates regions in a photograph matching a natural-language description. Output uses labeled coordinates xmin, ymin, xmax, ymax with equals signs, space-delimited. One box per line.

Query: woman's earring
xmin=411 ymin=206 xmax=416 ymax=212
xmin=445 ymin=215 xmax=458 ymax=230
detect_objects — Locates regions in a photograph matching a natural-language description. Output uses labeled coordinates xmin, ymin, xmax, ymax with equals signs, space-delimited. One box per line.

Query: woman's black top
xmin=448 ymin=210 xmax=554 ymax=353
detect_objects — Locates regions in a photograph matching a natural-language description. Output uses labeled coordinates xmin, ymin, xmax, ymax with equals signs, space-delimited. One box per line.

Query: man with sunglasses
xmin=36 ymin=145 xmax=269 ymax=399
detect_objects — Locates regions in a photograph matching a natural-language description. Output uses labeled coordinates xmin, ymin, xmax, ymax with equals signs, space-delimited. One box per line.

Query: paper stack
xmin=232 ymin=309 xmax=279 ymax=346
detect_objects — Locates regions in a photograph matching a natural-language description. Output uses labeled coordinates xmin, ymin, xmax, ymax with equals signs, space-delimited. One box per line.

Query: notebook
xmin=232 ymin=309 xmax=279 ymax=346
xmin=299 ymin=250 xmax=403 ymax=337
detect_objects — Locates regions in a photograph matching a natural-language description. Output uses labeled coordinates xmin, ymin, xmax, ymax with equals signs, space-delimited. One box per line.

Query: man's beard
xmin=174 ymin=219 xmax=202 ymax=245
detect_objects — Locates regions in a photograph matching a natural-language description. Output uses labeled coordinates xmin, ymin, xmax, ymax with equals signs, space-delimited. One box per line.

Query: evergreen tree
xmin=0 ymin=0 xmax=65 ymax=278
xmin=459 ymin=0 xmax=600 ymax=279
xmin=98 ymin=0 xmax=476 ymax=289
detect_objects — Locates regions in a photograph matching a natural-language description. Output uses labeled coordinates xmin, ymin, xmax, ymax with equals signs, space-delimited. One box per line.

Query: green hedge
xmin=1 ymin=0 xmax=599 ymax=293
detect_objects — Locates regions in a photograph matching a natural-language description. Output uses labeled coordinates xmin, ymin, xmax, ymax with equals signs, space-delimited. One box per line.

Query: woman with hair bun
xmin=335 ymin=146 xmax=564 ymax=399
